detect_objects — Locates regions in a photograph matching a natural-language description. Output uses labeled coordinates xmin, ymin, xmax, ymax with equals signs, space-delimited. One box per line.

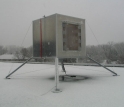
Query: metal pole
xmin=52 ymin=57 xmax=62 ymax=93
xmin=5 ymin=57 xmax=33 ymax=79
xmin=87 ymin=55 xmax=118 ymax=76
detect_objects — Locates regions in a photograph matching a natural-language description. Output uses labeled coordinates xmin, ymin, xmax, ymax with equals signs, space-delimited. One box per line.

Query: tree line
xmin=86 ymin=42 xmax=124 ymax=64
xmin=0 ymin=45 xmax=32 ymax=60
xmin=0 ymin=42 xmax=124 ymax=64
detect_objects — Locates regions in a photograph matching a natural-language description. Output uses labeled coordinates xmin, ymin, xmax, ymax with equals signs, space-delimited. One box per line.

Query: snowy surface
xmin=0 ymin=54 xmax=15 ymax=59
xmin=0 ymin=62 xmax=124 ymax=107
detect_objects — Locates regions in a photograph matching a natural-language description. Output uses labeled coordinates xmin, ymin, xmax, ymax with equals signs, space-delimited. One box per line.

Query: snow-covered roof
xmin=0 ymin=54 xmax=15 ymax=59
xmin=0 ymin=62 xmax=123 ymax=107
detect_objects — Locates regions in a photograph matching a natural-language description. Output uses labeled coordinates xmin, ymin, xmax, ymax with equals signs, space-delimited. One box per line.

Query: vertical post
xmin=52 ymin=57 xmax=62 ymax=93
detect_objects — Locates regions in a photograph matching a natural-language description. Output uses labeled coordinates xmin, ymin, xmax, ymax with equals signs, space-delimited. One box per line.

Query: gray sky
xmin=0 ymin=0 xmax=124 ymax=47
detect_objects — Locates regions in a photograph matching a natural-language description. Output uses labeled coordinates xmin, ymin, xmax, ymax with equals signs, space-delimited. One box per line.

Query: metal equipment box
xmin=33 ymin=14 xmax=86 ymax=58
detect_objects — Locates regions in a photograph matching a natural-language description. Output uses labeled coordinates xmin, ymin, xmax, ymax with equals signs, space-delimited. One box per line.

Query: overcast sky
xmin=0 ymin=0 xmax=124 ymax=47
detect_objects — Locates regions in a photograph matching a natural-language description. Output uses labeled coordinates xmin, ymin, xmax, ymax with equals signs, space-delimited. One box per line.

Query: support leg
xmin=87 ymin=55 xmax=118 ymax=76
xmin=52 ymin=57 xmax=62 ymax=93
xmin=61 ymin=59 xmax=66 ymax=74
xmin=5 ymin=57 xmax=33 ymax=79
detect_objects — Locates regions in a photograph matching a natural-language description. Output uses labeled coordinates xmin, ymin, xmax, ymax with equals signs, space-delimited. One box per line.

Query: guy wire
xmin=8 ymin=22 xmax=32 ymax=75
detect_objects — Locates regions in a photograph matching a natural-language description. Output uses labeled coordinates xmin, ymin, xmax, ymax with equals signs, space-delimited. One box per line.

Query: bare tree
xmin=86 ymin=45 xmax=105 ymax=62
xmin=0 ymin=45 xmax=3 ymax=55
xmin=0 ymin=45 xmax=7 ymax=55
xmin=102 ymin=42 xmax=118 ymax=63
xmin=114 ymin=42 xmax=124 ymax=64
xmin=14 ymin=51 xmax=21 ymax=59
xmin=6 ymin=45 xmax=18 ymax=54
xmin=13 ymin=46 xmax=33 ymax=60
xmin=20 ymin=48 xmax=28 ymax=59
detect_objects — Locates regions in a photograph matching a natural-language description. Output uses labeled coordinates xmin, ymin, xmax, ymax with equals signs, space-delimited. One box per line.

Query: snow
xmin=0 ymin=62 xmax=124 ymax=107
xmin=0 ymin=54 xmax=15 ymax=59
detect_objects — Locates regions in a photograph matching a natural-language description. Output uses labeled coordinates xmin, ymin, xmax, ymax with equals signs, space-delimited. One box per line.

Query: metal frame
xmin=5 ymin=14 xmax=118 ymax=93
xmin=5 ymin=56 xmax=118 ymax=94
